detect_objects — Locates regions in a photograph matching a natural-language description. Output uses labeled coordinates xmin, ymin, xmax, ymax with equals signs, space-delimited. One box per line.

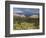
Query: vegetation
xmin=13 ymin=16 xmax=39 ymax=30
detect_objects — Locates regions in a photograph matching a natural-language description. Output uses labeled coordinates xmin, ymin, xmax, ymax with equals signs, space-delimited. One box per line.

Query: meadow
xmin=13 ymin=16 xmax=39 ymax=30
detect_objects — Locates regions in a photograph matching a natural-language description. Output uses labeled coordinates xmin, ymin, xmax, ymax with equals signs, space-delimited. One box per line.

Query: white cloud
xmin=15 ymin=11 xmax=23 ymax=13
xmin=14 ymin=9 xmax=23 ymax=13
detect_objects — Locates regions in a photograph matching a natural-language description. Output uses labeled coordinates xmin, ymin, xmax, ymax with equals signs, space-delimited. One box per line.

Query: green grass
xmin=13 ymin=16 xmax=39 ymax=30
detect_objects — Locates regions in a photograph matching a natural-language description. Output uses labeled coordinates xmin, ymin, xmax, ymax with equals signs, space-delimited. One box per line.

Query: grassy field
xmin=13 ymin=16 xmax=39 ymax=30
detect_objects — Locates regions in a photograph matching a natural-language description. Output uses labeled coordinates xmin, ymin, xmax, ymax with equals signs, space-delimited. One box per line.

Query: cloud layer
xmin=13 ymin=8 xmax=39 ymax=16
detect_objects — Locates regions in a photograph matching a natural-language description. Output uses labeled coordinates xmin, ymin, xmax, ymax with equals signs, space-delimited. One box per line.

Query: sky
xmin=13 ymin=8 xmax=39 ymax=16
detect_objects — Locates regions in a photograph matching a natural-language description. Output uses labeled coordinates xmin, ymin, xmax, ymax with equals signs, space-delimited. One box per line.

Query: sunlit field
xmin=13 ymin=16 xmax=39 ymax=30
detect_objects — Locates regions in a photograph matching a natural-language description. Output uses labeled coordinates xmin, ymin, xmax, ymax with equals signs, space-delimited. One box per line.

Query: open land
xmin=13 ymin=16 xmax=39 ymax=30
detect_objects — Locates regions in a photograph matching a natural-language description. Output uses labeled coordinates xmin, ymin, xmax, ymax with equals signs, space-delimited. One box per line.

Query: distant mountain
xmin=29 ymin=15 xmax=39 ymax=18
xmin=13 ymin=13 xmax=25 ymax=17
xmin=13 ymin=12 xmax=39 ymax=17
